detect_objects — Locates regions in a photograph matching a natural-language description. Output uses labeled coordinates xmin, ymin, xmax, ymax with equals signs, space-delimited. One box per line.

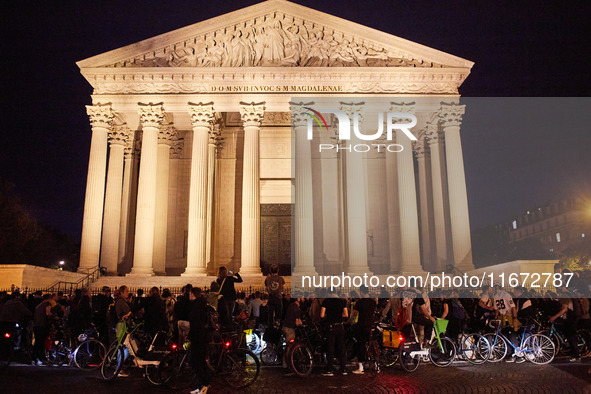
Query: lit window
xmin=512 ymin=220 xmax=517 ymax=230
xmin=556 ymin=232 xmax=561 ymax=242
xmin=550 ymin=248 xmax=554 ymax=253
xmin=583 ymin=233 xmax=586 ymax=238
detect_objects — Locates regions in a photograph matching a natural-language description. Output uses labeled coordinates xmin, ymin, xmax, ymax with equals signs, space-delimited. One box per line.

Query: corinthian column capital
xmin=290 ymin=101 xmax=315 ymax=127
xmin=188 ymin=102 xmax=215 ymax=128
xmin=439 ymin=102 xmax=466 ymax=128
xmin=425 ymin=122 xmax=443 ymax=144
xmin=158 ymin=124 xmax=177 ymax=145
xmin=138 ymin=102 xmax=165 ymax=128
xmin=108 ymin=125 xmax=130 ymax=146
xmin=240 ymin=101 xmax=266 ymax=127
xmin=413 ymin=138 xmax=428 ymax=159
xmin=86 ymin=103 xmax=114 ymax=128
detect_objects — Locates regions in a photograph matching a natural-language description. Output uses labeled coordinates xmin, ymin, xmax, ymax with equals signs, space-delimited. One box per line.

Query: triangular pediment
xmin=77 ymin=0 xmax=473 ymax=70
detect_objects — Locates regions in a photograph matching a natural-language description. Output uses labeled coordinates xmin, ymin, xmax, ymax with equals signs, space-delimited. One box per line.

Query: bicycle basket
xmin=434 ymin=318 xmax=449 ymax=335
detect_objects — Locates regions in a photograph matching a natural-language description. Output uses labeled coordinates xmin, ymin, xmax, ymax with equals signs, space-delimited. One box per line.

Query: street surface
xmin=2 ymin=360 xmax=590 ymax=394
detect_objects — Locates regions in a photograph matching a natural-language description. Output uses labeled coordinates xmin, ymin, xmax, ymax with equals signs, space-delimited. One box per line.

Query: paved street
xmin=2 ymin=360 xmax=590 ymax=394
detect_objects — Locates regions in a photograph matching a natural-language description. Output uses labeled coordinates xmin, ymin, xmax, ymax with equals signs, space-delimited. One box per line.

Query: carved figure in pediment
xmin=301 ymin=31 xmax=326 ymax=67
xmin=260 ymin=20 xmax=286 ymax=66
xmin=329 ymin=39 xmax=357 ymax=67
xmin=221 ymin=30 xmax=235 ymax=67
xmin=231 ymin=29 xmax=254 ymax=67
xmin=282 ymin=24 xmax=301 ymax=66
xmin=202 ymin=39 xmax=224 ymax=67
xmin=364 ymin=47 xmax=389 ymax=67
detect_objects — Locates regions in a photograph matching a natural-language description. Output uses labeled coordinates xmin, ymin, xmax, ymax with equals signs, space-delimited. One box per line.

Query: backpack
xmin=206 ymin=305 xmax=220 ymax=331
xmin=450 ymin=300 xmax=466 ymax=321
xmin=395 ymin=305 xmax=409 ymax=331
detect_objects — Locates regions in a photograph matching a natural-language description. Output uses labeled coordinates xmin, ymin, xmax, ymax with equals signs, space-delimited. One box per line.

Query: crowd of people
xmin=0 ymin=264 xmax=589 ymax=394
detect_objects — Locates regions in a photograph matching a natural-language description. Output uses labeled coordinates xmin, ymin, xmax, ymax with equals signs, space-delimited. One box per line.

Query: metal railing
xmin=45 ymin=266 xmax=102 ymax=294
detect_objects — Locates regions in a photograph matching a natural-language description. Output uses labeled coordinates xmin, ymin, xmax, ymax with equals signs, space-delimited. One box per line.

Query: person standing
xmin=174 ymin=284 xmax=193 ymax=344
xmin=92 ymin=286 xmax=112 ymax=348
xmin=321 ymin=290 xmax=348 ymax=376
xmin=216 ymin=267 xmax=242 ymax=327
xmin=265 ymin=264 xmax=285 ymax=327
xmin=351 ymin=285 xmax=376 ymax=375
xmin=188 ymin=288 xmax=211 ymax=394
xmin=32 ymin=293 xmax=58 ymax=365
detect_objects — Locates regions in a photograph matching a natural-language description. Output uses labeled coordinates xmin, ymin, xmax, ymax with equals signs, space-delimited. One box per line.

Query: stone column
xmin=153 ymin=124 xmax=176 ymax=274
xmin=100 ymin=125 xmax=129 ymax=275
xmin=239 ymin=102 xmax=265 ymax=275
xmin=385 ymin=137 xmax=401 ymax=273
xmin=118 ymin=133 xmax=137 ymax=267
xmin=340 ymin=102 xmax=370 ymax=275
xmin=291 ymin=102 xmax=318 ymax=276
xmin=426 ymin=123 xmax=449 ymax=272
xmin=414 ymin=137 xmax=432 ymax=272
xmin=391 ymin=103 xmax=423 ymax=273
xmin=206 ymin=124 xmax=221 ymax=271
xmin=440 ymin=103 xmax=474 ymax=272
xmin=129 ymin=103 xmax=165 ymax=276
xmin=79 ymin=104 xmax=114 ymax=272
xmin=184 ymin=102 xmax=215 ymax=276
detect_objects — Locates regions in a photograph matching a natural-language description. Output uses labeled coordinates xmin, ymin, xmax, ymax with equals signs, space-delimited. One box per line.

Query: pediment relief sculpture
xmin=108 ymin=15 xmax=445 ymax=69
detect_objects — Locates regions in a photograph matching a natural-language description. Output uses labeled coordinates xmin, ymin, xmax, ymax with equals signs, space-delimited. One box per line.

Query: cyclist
xmin=265 ymin=264 xmax=285 ymax=328
xmin=188 ymin=287 xmax=211 ymax=394
xmin=351 ymin=285 xmax=376 ymax=375
xmin=320 ymin=289 xmax=348 ymax=376
xmin=217 ymin=267 xmax=243 ymax=327
xmin=282 ymin=291 xmax=303 ymax=372
xmin=32 ymin=293 xmax=58 ymax=366
xmin=550 ymin=284 xmax=580 ymax=362
xmin=175 ymin=284 xmax=193 ymax=345
xmin=492 ymin=284 xmax=516 ymax=327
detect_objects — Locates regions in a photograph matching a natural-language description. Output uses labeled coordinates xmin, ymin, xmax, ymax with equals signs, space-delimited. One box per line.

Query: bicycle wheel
xmin=73 ymin=339 xmax=106 ymax=370
xmin=398 ymin=342 xmax=421 ymax=372
xmin=260 ymin=344 xmax=279 ymax=365
xmin=523 ymin=334 xmax=555 ymax=365
xmin=461 ymin=334 xmax=490 ymax=365
xmin=288 ymin=343 xmax=313 ymax=377
xmin=483 ymin=333 xmax=507 ymax=362
xmin=222 ymin=348 xmax=260 ymax=389
xmin=365 ymin=340 xmax=380 ymax=377
xmin=101 ymin=345 xmax=124 ymax=380
xmin=0 ymin=337 xmax=13 ymax=369
xmin=245 ymin=332 xmax=262 ymax=355
xmin=45 ymin=342 xmax=69 ymax=366
xmin=578 ymin=329 xmax=591 ymax=358
xmin=159 ymin=351 xmax=195 ymax=390
xmin=539 ymin=330 xmax=560 ymax=356
xmin=429 ymin=337 xmax=456 ymax=367
xmin=379 ymin=347 xmax=399 ymax=368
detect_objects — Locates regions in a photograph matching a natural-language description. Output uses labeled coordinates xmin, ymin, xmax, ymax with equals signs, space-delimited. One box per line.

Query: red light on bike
xmin=4 ymin=333 xmax=10 ymax=338
xmin=398 ymin=336 xmax=404 ymax=341
xmin=171 ymin=344 xmax=177 ymax=350
xmin=225 ymin=341 xmax=231 ymax=348
xmin=289 ymin=339 xmax=295 ymax=343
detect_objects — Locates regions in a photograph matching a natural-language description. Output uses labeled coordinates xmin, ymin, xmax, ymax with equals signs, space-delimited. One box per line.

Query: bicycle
xmin=453 ymin=331 xmax=490 ymax=364
xmin=374 ymin=321 xmax=401 ymax=369
xmin=398 ymin=318 xmax=456 ymax=372
xmin=158 ymin=331 xmax=260 ymax=390
xmin=286 ymin=323 xmax=326 ymax=377
xmin=484 ymin=320 xmax=555 ymax=364
xmin=100 ymin=320 xmax=169 ymax=384
xmin=538 ymin=321 xmax=589 ymax=358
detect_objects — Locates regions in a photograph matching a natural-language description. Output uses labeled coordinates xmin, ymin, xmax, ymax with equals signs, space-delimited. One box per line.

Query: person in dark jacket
xmin=216 ymin=267 xmax=242 ymax=327
xmin=143 ymin=287 xmax=168 ymax=335
xmin=188 ymin=287 xmax=211 ymax=394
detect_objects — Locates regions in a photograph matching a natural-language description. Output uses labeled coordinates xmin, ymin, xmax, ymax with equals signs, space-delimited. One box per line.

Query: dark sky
xmin=1 ymin=0 xmax=590 ymax=240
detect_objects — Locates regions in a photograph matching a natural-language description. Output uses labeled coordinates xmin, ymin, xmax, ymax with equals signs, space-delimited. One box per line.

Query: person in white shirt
xmin=493 ymin=284 xmax=517 ymax=327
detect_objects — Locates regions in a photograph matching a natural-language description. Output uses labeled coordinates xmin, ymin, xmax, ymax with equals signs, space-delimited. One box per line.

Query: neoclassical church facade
xmin=77 ymin=0 xmax=475 ymax=280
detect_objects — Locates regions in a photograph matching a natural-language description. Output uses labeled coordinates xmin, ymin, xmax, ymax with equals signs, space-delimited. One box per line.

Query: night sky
xmin=1 ymin=0 xmax=589 ymax=241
